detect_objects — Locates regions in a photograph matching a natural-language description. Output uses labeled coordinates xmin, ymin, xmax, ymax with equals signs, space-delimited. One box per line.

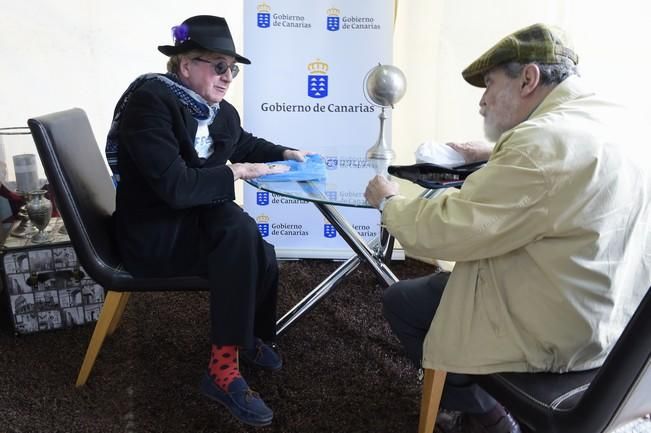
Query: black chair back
xmin=28 ymin=108 xmax=209 ymax=292
xmin=567 ymin=285 xmax=651 ymax=432
xmin=28 ymin=108 xmax=120 ymax=282
xmin=476 ymin=285 xmax=651 ymax=433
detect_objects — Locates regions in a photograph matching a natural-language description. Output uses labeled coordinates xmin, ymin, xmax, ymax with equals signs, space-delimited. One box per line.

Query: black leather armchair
xmin=28 ymin=108 xmax=211 ymax=386
xmin=418 ymin=284 xmax=651 ymax=433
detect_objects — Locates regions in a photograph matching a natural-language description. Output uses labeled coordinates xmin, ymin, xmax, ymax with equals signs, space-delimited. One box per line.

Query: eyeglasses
xmin=193 ymin=58 xmax=240 ymax=78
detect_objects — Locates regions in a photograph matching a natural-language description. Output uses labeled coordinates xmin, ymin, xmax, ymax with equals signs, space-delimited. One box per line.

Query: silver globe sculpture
xmin=364 ymin=64 xmax=407 ymax=161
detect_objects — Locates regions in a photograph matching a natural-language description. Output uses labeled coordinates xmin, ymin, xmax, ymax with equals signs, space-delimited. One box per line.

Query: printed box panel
xmin=2 ymin=243 xmax=104 ymax=334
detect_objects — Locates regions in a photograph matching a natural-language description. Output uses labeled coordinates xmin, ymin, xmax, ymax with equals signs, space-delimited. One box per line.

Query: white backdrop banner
xmin=243 ymin=0 xmax=395 ymax=259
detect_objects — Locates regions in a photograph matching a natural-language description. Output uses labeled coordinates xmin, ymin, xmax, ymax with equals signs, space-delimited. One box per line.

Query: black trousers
xmin=124 ymin=201 xmax=279 ymax=350
xmin=197 ymin=202 xmax=278 ymax=349
xmin=382 ymin=272 xmax=498 ymax=414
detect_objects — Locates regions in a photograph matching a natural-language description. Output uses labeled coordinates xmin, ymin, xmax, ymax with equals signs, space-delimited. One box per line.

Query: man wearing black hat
xmin=106 ymin=15 xmax=310 ymax=427
xmin=365 ymin=23 xmax=651 ymax=433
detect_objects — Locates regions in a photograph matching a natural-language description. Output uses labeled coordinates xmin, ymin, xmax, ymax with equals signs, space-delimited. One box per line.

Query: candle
xmin=13 ymin=154 xmax=39 ymax=194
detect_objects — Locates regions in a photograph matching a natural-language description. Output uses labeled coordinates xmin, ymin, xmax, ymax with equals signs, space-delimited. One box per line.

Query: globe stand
xmin=366 ymin=107 xmax=395 ymax=161
xmin=362 ymin=63 xmax=406 ymax=171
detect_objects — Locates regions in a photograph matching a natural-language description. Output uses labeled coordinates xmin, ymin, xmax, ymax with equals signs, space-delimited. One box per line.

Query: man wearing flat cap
xmin=366 ymin=23 xmax=651 ymax=433
xmin=107 ymin=15 xmax=310 ymax=427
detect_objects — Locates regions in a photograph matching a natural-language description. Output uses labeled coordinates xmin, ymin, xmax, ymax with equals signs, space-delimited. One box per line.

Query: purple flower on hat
xmin=171 ymin=24 xmax=189 ymax=44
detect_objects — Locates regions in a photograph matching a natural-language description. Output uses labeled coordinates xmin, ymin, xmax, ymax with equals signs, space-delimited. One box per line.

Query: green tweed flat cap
xmin=462 ymin=23 xmax=579 ymax=87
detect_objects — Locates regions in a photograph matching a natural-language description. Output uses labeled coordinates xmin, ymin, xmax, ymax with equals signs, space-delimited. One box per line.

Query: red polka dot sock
xmin=208 ymin=344 xmax=242 ymax=391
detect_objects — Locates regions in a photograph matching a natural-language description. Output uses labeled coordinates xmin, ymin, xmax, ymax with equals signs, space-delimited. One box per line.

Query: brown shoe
xmin=434 ymin=407 xmax=522 ymax=433
xmin=435 ymin=409 xmax=464 ymax=433
xmin=465 ymin=410 xmax=522 ymax=433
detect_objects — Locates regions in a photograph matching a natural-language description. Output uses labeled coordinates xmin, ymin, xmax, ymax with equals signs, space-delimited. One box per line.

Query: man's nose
xmin=220 ymin=69 xmax=233 ymax=82
xmin=479 ymin=92 xmax=487 ymax=107
xmin=478 ymin=94 xmax=488 ymax=116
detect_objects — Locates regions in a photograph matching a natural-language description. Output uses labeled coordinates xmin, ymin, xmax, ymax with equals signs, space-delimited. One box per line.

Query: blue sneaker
xmin=240 ymin=338 xmax=283 ymax=372
xmin=200 ymin=373 xmax=273 ymax=427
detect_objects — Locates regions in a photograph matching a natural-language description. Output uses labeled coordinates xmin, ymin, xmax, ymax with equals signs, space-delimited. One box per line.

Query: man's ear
xmin=178 ymin=56 xmax=192 ymax=79
xmin=520 ymin=64 xmax=541 ymax=96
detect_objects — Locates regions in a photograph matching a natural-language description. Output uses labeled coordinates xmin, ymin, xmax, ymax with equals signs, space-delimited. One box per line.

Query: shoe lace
xmin=244 ymin=388 xmax=261 ymax=402
xmin=253 ymin=343 xmax=264 ymax=361
xmin=242 ymin=339 xmax=264 ymax=362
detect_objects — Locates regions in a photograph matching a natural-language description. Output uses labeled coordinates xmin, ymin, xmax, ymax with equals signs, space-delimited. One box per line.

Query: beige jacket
xmin=382 ymin=76 xmax=651 ymax=374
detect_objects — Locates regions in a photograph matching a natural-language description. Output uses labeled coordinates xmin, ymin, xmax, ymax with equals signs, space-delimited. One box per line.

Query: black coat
xmin=113 ymin=78 xmax=290 ymax=277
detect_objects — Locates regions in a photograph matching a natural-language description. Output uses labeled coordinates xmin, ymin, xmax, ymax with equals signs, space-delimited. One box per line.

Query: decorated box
xmin=0 ymin=218 xmax=104 ymax=334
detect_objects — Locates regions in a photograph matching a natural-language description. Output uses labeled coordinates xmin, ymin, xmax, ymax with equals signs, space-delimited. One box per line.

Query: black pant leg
xmin=199 ymin=202 xmax=279 ymax=349
xmin=252 ymin=240 xmax=279 ymax=344
xmin=382 ymin=273 xmax=449 ymax=364
xmin=382 ymin=271 xmax=498 ymax=414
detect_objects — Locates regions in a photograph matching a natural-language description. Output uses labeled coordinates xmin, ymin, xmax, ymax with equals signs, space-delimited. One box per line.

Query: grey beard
xmin=483 ymin=120 xmax=502 ymax=143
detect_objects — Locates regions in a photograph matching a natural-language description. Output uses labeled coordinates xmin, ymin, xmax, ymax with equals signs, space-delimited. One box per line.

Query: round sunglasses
xmin=193 ymin=58 xmax=240 ymax=78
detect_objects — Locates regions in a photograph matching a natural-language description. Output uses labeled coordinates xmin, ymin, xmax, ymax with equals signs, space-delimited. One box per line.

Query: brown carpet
xmin=0 ymin=258 xmax=439 ymax=433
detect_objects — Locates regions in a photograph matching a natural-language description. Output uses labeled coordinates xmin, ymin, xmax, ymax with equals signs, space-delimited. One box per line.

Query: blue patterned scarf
xmin=105 ymin=73 xmax=219 ymax=183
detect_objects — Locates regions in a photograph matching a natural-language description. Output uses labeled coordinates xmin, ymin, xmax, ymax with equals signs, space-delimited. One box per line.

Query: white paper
xmin=414 ymin=141 xmax=466 ymax=167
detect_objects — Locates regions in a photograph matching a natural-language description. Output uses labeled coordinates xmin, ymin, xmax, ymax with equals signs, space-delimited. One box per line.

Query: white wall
xmin=1 ymin=1 xmax=243 ymax=141
xmin=393 ymin=0 xmax=651 ymax=167
xmin=2 ymin=0 xmax=649 ymax=198
xmin=0 ymin=1 xmax=243 ymax=188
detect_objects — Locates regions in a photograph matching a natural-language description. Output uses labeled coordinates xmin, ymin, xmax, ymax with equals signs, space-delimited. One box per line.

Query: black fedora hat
xmin=158 ymin=15 xmax=251 ymax=64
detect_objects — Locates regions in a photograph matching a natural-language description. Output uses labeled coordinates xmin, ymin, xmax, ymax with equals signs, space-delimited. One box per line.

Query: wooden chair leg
xmin=75 ymin=290 xmax=127 ymax=387
xmin=418 ymin=368 xmax=447 ymax=433
xmin=107 ymin=292 xmax=131 ymax=336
